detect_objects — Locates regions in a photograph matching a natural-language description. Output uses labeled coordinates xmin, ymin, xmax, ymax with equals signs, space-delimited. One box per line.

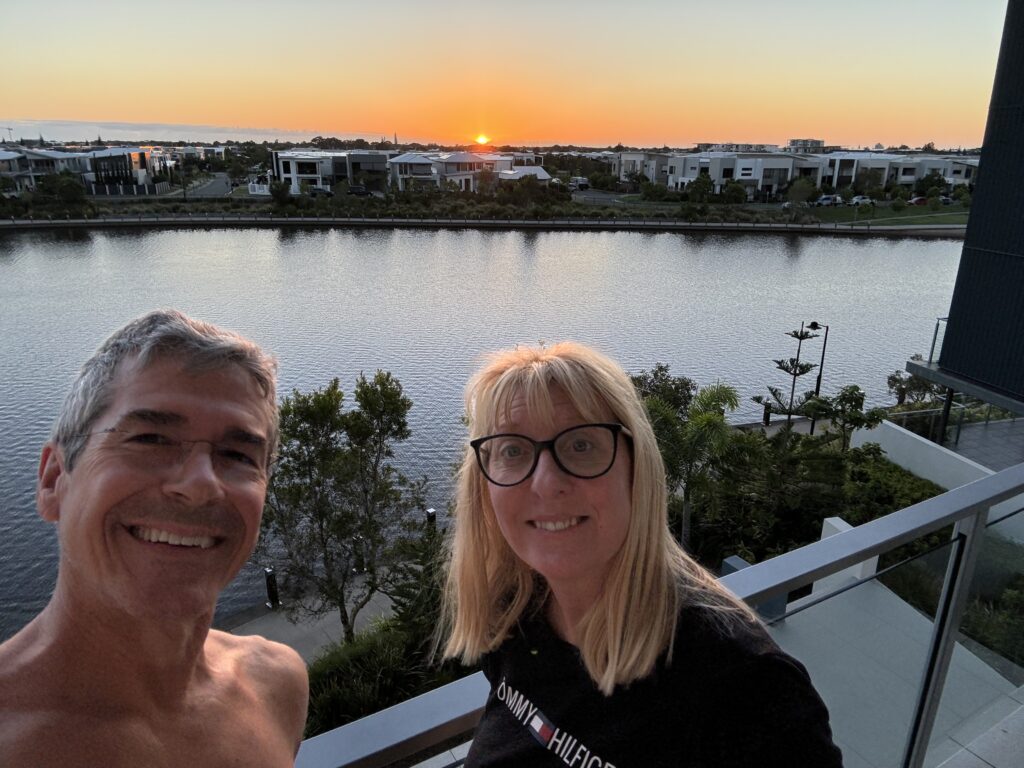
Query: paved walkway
xmin=226 ymin=591 xmax=394 ymax=663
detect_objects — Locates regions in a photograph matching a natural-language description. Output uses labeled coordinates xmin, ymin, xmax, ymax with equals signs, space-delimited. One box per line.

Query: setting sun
xmin=475 ymin=135 xmax=490 ymax=145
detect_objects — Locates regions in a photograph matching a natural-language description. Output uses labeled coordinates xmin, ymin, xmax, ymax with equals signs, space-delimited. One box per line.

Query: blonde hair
xmin=442 ymin=342 xmax=756 ymax=695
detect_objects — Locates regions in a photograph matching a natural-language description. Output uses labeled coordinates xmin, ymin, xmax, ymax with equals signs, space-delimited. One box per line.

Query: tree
xmin=914 ymin=170 xmax=947 ymax=197
xmin=640 ymin=181 xmax=668 ymax=201
xmin=33 ymin=172 xmax=87 ymax=211
xmin=804 ymin=385 xmax=886 ymax=452
xmin=631 ymin=364 xmax=737 ymax=546
xmin=887 ymin=355 xmax=943 ymax=405
xmin=630 ymin=362 xmax=696 ymax=419
xmin=722 ymin=181 xmax=747 ymax=205
xmin=261 ymin=373 xmax=426 ymax=644
xmin=752 ymin=326 xmax=819 ymax=423
xmin=853 ymin=168 xmax=883 ymax=195
xmin=476 ymin=167 xmax=498 ymax=196
xmin=269 ymin=180 xmax=292 ymax=207
xmin=686 ymin=173 xmax=713 ymax=204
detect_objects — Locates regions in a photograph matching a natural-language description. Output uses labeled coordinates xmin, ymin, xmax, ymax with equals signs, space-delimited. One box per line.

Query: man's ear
xmin=37 ymin=443 xmax=66 ymax=523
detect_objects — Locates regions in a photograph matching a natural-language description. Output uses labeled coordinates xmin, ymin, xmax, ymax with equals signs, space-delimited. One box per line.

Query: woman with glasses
xmin=442 ymin=342 xmax=842 ymax=767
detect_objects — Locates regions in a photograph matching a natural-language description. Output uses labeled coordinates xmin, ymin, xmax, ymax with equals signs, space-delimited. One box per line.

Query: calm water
xmin=0 ymin=227 xmax=961 ymax=640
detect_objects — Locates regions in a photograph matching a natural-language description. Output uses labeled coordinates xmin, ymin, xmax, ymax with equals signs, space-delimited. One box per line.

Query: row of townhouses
xmin=613 ymin=149 xmax=979 ymax=199
xmin=268 ymin=149 xmax=549 ymax=194
xmin=2 ymin=139 xmax=980 ymax=202
xmin=0 ymin=145 xmax=226 ymax=194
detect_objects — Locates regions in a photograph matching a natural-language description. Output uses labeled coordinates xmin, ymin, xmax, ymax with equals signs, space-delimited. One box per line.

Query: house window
xmin=901 ymin=167 xmax=915 ymax=176
xmin=282 ymin=161 xmax=291 ymax=173
xmin=297 ymin=162 xmax=318 ymax=175
xmin=965 ymin=168 xmax=973 ymax=178
xmin=953 ymin=169 xmax=962 ymax=175
xmin=722 ymin=168 xmax=734 ymax=179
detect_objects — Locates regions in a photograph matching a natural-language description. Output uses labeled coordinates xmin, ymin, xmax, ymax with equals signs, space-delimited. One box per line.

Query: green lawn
xmin=812 ymin=204 xmax=970 ymax=226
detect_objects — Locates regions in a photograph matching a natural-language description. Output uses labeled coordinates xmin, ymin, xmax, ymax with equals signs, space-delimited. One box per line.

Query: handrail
xmin=295 ymin=462 xmax=1024 ymax=768
xmin=296 ymin=672 xmax=488 ymax=768
xmin=719 ymin=461 xmax=1024 ymax=603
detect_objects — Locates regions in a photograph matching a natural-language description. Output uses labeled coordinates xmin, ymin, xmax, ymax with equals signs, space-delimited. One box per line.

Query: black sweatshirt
xmin=465 ymin=604 xmax=844 ymax=767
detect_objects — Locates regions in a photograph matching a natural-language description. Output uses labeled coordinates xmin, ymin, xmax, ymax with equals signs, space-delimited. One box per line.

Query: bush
xmin=960 ymin=194 xmax=972 ymax=210
xmin=892 ymin=198 xmax=907 ymax=212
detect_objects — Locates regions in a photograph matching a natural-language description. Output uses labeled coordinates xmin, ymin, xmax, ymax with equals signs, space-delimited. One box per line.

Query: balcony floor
xmin=951 ymin=419 xmax=1024 ymax=472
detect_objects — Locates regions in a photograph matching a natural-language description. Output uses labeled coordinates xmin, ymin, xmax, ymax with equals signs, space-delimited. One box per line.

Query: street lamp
xmin=806 ymin=321 xmax=830 ymax=435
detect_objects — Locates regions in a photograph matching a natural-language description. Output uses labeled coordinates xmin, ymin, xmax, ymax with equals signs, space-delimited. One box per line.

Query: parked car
xmin=940 ymin=196 xmax=954 ymax=205
xmin=347 ymin=184 xmax=369 ymax=196
xmin=908 ymin=196 xmax=930 ymax=206
xmin=781 ymin=201 xmax=810 ymax=210
xmin=849 ymin=195 xmax=874 ymax=206
xmin=308 ymin=186 xmax=334 ymax=198
xmin=814 ymin=194 xmax=843 ymax=207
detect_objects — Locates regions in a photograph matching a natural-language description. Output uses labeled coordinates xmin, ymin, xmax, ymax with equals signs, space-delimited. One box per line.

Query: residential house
xmin=271 ymin=149 xmax=398 ymax=193
xmin=610 ymin=151 xmax=670 ymax=186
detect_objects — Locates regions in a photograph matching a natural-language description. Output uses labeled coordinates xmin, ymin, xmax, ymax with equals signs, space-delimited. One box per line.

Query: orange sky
xmin=1 ymin=0 xmax=1009 ymax=147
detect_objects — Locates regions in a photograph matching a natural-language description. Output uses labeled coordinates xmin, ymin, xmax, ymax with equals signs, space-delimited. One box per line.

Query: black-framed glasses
xmin=470 ymin=423 xmax=629 ymax=487
xmin=77 ymin=427 xmax=269 ymax=483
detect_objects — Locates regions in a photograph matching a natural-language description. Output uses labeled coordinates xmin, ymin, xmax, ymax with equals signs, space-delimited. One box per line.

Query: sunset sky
xmin=1 ymin=0 xmax=1010 ymax=148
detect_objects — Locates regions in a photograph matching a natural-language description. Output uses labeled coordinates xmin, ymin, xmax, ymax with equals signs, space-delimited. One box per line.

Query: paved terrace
xmin=952 ymin=419 xmax=1024 ymax=473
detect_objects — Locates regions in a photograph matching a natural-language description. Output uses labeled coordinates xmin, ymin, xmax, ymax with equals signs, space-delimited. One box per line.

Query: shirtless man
xmin=0 ymin=310 xmax=308 ymax=767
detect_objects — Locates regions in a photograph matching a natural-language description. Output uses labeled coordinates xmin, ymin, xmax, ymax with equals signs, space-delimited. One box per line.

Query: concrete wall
xmin=851 ymin=420 xmax=992 ymax=489
xmin=853 ymin=420 xmax=1024 ymax=544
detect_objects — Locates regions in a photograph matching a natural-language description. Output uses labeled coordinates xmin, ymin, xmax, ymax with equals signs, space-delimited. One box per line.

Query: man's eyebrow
xmin=223 ymin=428 xmax=268 ymax=447
xmin=113 ymin=410 xmax=266 ymax=446
xmin=116 ymin=409 xmax=186 ymax=427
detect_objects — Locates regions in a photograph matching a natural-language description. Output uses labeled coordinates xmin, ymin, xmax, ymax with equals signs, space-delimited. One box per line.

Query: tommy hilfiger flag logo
xmin=496 ymin=678 xmax=617 ymax=767
xmin=529 ymin=710 xmax=556 ymax=745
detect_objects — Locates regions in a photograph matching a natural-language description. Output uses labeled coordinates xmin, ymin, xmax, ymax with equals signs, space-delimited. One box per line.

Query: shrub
xmin=892 ymin=198 xmax=907 ymax=212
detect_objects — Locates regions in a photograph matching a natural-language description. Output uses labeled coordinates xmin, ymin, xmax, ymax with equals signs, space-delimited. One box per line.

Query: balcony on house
xmin=295 ymin=456 xmax=1024 ymax=768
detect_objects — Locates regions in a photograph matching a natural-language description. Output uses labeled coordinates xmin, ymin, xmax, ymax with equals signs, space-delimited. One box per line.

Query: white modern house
xmin=610 ymin=151 xmax=670 ymax=185
xmin=386 ymin=151 xmax=528 ymax=192
xmin=271 ymin=149 xmax=398 ymax=193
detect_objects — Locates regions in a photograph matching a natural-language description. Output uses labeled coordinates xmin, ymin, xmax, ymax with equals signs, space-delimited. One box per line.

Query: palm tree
xmin=675 ymin=383 xmax=740 ymax=547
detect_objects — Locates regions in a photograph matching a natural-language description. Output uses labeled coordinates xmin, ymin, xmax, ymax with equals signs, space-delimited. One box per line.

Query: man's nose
xmin=161 ymin=442 xmax=226 ymax=505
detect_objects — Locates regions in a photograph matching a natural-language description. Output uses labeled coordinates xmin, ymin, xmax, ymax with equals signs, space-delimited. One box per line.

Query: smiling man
xmin=0 ymin=310 xmax=308 ymax=767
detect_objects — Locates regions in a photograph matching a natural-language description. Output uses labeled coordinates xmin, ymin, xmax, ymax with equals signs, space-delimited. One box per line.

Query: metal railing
xmin=295 ymin=462 xmax=1024 ymax=768
xmin=929 ymin=317 xmax=949 ymax=364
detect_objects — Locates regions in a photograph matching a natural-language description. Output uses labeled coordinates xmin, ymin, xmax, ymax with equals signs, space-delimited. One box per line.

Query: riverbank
xmin=0 ymin=213 xmax=966 ymax=238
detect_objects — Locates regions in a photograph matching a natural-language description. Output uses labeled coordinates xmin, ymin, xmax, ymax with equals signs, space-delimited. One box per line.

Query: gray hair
xmin=52 ymin=309 xmax=279 ymax=472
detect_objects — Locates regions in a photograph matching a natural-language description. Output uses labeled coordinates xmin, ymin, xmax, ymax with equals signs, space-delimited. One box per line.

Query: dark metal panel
xmin=940 ymin=1 xmax=1024 ymax=400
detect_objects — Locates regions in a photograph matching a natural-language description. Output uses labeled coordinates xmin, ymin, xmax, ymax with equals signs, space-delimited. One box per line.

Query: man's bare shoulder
xmin=207 ymin=630 xmax=309 ymax=742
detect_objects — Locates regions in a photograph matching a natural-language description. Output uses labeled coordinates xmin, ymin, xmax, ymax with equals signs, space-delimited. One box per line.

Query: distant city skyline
xmin=2 ymin=0 xmax=1009 ymax=148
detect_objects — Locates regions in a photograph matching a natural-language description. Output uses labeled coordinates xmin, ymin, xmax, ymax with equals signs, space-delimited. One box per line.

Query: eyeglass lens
xmin=477 ymin=424 xmax=618 ymax=485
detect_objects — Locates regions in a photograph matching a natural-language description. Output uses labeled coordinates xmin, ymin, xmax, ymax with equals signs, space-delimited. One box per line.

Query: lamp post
xmin=806 ymin=321 xmax=829 ymax=435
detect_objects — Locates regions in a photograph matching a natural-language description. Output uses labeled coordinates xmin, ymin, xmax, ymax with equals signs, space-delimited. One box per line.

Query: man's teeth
xmin=131 ymin=526 xmax=215 ymax=549
xmin=532 ymin=518 xmax=581 ymax=532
